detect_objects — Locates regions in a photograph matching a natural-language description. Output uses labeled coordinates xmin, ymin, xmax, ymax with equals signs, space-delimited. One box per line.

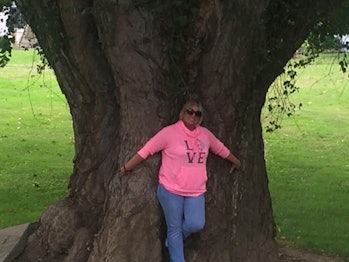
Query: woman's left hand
xmin=118 ymin=166 xmax=130 ymax=176
xmin=229 ymin=157 xmax=241 ymax=173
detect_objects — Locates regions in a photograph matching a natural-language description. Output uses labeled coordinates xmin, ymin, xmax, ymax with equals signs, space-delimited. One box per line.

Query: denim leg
xmin=157 ymin=184 xmax=186 ymax=262
xmin=182 ymin=193 xmax=205 ymax=239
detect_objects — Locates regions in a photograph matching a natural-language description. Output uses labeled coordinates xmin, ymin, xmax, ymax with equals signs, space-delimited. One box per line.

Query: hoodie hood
xmin=176 ymin=120 xmax=201 ymax=138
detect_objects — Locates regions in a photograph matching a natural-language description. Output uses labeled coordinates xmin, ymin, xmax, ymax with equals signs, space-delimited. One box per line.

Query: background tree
xmin=5 ymin=0 xmax=344 ymax=261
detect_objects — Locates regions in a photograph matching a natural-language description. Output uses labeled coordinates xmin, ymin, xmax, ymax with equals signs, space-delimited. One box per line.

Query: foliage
xmin=0 ymin=2 xmax=14 ymax=67
xmin=0 ymin=2 xmax=50 ymax=72
xmin=264 ymin=0 xmax=349 ymax=132
xmin=34 ymin=47 xmax=50 ymax=74
xmin=306 ymin=0 xmax=349 ymax=73
xmin=0 ymin=1 xmax=18 ymax=67
xmin=0 ymin=1 xmax=49 ymax=71
xmin=142 ymin=0 xmax=201 ymax=98
xmin=264 ymin=66 xmax=301 ymax=132
xmin=264 ymin=47 xmax=316 ymax=132
xmin=0 ymin=35 xmax=12 ymax=67
xmin=6 ymin=3 xmax=26 ymax=30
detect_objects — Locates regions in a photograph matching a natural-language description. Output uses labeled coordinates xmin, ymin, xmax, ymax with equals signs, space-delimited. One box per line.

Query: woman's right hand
xmin=117 ymin=154 xmax=145 ymax=176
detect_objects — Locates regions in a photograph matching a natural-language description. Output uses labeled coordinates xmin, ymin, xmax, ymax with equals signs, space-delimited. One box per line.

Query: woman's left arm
xmin=225 ymin=153 xmax=241 ymax=173
xmin=205 ymin=128 xmax=241 ymax=173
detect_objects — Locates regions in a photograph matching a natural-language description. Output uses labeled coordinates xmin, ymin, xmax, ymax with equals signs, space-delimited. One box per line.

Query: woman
xmin=118 ymin=99 xmax=241 ymax=262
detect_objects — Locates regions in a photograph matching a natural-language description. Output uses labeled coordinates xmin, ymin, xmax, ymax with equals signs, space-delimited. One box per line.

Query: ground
xmin=279 ymin=246 xmax=348 ymax=262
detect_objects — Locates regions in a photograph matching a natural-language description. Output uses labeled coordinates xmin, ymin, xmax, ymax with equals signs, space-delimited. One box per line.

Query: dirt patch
xmin=279 ymin=246 xmax=348 ymax=262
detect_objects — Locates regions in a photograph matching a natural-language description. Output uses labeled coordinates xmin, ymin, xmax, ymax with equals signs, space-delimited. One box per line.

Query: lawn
xmin=264 ymin=54 xmax=349 ymax=259
xmin=0 ymin=49 xmax=73 ymax=228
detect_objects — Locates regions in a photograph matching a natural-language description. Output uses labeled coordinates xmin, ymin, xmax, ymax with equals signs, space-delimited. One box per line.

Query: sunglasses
xmin=186 ymin=108 xmax=202 ymax=118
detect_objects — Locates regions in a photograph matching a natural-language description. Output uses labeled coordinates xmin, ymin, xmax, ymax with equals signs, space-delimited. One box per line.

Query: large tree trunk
xmin=14 ymin=0 xmax=342 ymax=261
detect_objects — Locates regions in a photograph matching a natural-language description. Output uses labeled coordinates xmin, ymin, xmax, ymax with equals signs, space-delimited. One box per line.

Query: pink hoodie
xmin=137 ymin=120 xmax=230 ymax=197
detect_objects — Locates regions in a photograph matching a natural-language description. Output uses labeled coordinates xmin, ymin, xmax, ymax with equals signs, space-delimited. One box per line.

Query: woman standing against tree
xmin=118 ymin=98 xmax=241 ymax=262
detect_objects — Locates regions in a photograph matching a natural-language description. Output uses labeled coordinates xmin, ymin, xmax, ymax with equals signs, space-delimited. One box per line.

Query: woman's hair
xmin=178 ymin=99 xmax=204 ymax=125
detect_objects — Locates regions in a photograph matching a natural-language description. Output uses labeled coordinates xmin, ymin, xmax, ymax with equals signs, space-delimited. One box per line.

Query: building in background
xmin=0 ymin=3 xmax=37 ymax=49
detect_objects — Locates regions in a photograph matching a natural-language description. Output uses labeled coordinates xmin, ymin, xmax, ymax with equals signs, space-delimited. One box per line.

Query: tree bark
xmin=14 ymin=0 xmax=342 ymax=261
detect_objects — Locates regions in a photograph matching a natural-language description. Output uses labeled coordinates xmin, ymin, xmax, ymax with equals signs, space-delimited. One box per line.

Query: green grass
xmin=264 ymin=54 xmax=349 ymax=259
xmin=1 ymin=51 xmax=348 ymax=259
xmin=0 ymin=50 xmax=73 ymax=228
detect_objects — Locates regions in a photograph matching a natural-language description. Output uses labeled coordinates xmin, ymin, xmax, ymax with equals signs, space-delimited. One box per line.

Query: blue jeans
xmin=157 ymin=184 xmax=205 ymax=262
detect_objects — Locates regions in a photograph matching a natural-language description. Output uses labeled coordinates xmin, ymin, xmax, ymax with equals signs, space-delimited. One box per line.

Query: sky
xmin=0 ymin=9 xmax=9 ymax=36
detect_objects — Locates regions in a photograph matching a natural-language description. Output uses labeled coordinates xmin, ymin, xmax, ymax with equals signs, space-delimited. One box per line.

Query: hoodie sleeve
xmin=205 ymin=129 xmax=230 ymax=159
xmin=137 ymin=127 xmax=169 ymax=159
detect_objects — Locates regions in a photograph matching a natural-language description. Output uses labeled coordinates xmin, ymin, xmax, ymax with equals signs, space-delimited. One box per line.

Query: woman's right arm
xmin=118 ymin=153 xmax=145 ymax=176
xmin=118 ymin=126 xmax=168 ymax=176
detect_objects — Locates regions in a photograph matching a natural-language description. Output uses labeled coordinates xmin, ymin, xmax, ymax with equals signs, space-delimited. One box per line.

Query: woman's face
xmin=182 ymin=104 xmax=202 ymax=130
